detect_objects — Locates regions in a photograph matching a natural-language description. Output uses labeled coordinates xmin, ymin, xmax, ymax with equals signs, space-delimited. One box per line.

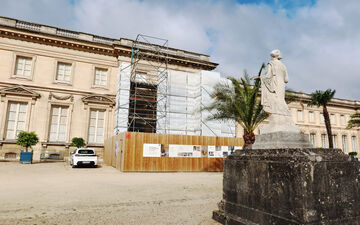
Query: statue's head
xmin=270 ymin=49 xmax=282 ymax=59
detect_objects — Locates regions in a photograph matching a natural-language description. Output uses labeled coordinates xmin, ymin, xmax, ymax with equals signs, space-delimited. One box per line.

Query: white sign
xmin=208 ymin=145 xmax=216 ymax=158
xmin=143 ymin=144 xmax=161 ymax=157
xmin=169 ymin=145 xmax=202 ymax=157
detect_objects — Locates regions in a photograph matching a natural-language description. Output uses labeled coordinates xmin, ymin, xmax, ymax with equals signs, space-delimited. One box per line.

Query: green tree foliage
xmin=307 ymin=89 xmax=336 ymax=148
xmin=203 ymin=64 xmax=269 ymax=149
xmin=285 ymin=88 xmax=297 ymax=104
xmin=70 ymin=137 xmax=86 ymax=148
xmin=16 ymin=131 xmax=39 ymax=152
xmin=347 ymin=113 xmax=360 ymax=128
xmin=349 ymin=151 xmax=358 ymax=156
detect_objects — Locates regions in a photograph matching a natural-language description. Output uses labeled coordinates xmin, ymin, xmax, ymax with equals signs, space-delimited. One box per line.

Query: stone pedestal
xmin=253 ymin=132 xmax=313 ymax=149
xmin=213 ymin=148 xmax=360 ymax=225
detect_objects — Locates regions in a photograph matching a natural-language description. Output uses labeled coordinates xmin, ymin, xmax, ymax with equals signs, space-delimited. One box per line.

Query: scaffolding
xmin=114 ymin=35 xmax=235 ymax=137
xmin=127 ymin=34 xmax=169 ymax=133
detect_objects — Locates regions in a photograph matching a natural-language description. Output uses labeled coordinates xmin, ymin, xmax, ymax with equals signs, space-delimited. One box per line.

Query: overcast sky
xmin=1 ymin=0 xmax=359 ymax=100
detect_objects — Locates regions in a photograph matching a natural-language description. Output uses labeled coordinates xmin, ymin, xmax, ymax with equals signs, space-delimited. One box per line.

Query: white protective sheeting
xmin=114 ymin=65 xmax=236 ymax=137
xmin=200 ymin=71 xmax=236 ymax=137
xmin=187 ymin=73 xmax=201 ymax=133
xmin=156 ymin=69 xmax=169 ymax=134
xmin=166 ymin=70 xmax=188 ymax=134
xmin=114 ymin=62 xmax=131 ymax=134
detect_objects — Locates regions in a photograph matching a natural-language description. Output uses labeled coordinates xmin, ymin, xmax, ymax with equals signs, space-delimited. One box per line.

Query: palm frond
xmin=203 ymin=64 xmax=269 ymax=134
xmin=347 ymin=113 xmax=360 ymax=128
xmin=307 ymin=89 xmax=336 ymax=107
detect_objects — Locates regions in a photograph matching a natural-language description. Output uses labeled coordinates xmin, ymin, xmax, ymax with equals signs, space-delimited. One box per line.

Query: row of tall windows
xmin=5 ymin=102 xmax=105 ymax=144
xmin=297 ymin=110 xmax=348 ymax=126
xmin=315 ymin=133 xmax=357 ymax=152
xmin=14 ymin=56 xmax=108 ymax=87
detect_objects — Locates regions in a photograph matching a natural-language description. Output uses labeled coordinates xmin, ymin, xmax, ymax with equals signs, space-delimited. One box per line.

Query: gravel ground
xmin=0 ymin=161 xmax=222 ymax=225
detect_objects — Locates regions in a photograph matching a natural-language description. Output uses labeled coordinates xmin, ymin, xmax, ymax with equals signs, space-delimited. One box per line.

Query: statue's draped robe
xmin=260 ymin=59 xmax=291 ymax=116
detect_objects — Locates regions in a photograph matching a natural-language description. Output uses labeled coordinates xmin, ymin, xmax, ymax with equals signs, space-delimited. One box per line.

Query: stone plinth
xmin=253 ymin=132 xmax=313 ymax=149
xmin=213 ymin=148 xmax=360 ymax=225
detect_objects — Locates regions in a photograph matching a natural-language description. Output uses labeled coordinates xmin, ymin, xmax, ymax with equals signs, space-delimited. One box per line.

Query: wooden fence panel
xmin=104 ymin=132 xmax=243 ymax=172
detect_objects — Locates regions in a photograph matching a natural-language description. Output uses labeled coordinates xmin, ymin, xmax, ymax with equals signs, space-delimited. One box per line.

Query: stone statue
xmin=254 ymin=50 xmax=300 ymax=134
xmin=261 ymin=50 xmax=289 ymax=115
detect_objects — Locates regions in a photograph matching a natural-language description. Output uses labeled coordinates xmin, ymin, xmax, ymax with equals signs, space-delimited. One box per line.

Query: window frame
xmin=297 ymin=110 xmax=303 ymax=122
xmin=308 ymin=111 xmax=315 ymax=123
xmin=342 ymin=135 xmax=348 ymax=153
xmin=11 ymin=53 xmax=36 ymax=80
xmin=310 ymin=133 xmax=316 ymax=147
xmin=54 ymin=60 xmax=75 ymax=85
xmin=332 ymin=134 xmax=338 ymax=148
xmin=330 ymin=114 xmax=336 ymax=125
xmin=4 ymin=101 xmax=29 ymax=140
xmin=321 ymin=134 xmax=327 ymax=148
xmin=92 ymin=66 xmax=109 ymax=89
xmin=352 ymin=136 xmax=357 ymax=152
xmin=340 ymin=115 xmax=346 ymax=126
xmin=87 ymin=108 xmax=106 ymax=144
xmin=48 ymin=105 xmax=70 ymax=143
xmin=45 ymin=102 xmax=73 ymax=144
xmin=320 ymin=113 xmax=325 ymax=124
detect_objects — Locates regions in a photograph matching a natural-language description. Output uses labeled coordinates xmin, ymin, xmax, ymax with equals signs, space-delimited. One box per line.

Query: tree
xmin=307 ymin=89 xmax=336 ymax=148
xmin=16 ymin=131 xmax=39 ymax=152
xmin=70 ymin=137 xmax=86 ymax=148
xmin=347 ymin=113 xmax=360 ymax=128
xmin=203 ymin=64 xmax=268 ymax=149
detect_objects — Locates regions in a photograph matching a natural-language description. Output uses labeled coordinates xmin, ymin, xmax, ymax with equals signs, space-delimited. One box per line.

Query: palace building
xmin=0 ymin=16 xmax=358 ymax=161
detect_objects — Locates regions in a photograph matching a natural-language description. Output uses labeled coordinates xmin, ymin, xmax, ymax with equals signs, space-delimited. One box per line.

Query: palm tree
xmin=203 ymin=64 xmax=268 ymax=149
xmin=347 ymin=113 xmax=360 ymax=128
xmin=307 ymin=89 xmax=336 ymax=148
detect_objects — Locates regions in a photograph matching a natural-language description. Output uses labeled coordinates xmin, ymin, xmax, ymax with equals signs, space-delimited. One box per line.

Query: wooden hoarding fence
xmin=104 ymin=132 xmax=243 ymax=172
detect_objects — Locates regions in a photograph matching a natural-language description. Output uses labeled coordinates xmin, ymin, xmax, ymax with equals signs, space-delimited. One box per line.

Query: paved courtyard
xmin=0 ymin=161 xmax=221 ymax=225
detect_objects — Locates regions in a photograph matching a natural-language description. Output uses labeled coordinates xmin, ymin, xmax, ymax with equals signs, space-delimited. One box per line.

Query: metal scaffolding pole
xmin=127 ymin=34 xmax=169 ymax=133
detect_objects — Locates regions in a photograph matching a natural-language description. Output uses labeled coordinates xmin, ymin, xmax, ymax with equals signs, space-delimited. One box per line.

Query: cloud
xmin=0 ymin=0 xmax=359 ymax=100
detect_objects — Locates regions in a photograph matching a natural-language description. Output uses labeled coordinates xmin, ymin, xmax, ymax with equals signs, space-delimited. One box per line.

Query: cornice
xmin=0 ymin=82 xmax=116 ymax=98
xmin=0 ymin=23 xmax=218 ymax=71
xmin=0 ymin=28 xmax=115 ymax=57
xmin=115 ymin=46 xmax=218 ymax=70
xmin=291 ymin=92 xmax=360 ymax=110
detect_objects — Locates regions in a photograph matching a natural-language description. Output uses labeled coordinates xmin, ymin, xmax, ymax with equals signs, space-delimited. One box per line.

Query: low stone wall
xmin=213 ymin=148 xmax=360 ymax=225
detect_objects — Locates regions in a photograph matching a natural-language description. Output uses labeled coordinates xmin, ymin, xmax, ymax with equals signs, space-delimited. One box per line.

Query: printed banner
xmin=143 ymin=144 xmax=162 ymax=157
xmin=143 ymin=143 xmax=239 ymax=158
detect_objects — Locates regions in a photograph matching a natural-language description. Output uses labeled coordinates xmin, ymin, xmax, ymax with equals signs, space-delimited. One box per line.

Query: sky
xmin=0 ymin=0 xmax=359 ymax=100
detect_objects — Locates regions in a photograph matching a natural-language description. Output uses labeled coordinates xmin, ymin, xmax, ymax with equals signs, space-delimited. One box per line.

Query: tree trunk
xmin=243 ymin=132 xmax=256 ymax=150
xmin=323 ymin=106 xmax=333 ymax=148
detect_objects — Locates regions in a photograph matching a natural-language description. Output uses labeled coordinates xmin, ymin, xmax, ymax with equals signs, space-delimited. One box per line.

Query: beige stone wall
xmin=236 ymin=102 xmax=360 ymax=153
xmin=0 ymin=36 xmax=118 ymax=161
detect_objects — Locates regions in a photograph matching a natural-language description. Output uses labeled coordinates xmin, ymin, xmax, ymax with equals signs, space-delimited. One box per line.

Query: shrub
xmin=16 ymin=131 xmax=39 ymax=152
xmin=70 ymin=137 xmax=85 ymax=148
xmin=349 ymin=152 xmax=358 ymax=156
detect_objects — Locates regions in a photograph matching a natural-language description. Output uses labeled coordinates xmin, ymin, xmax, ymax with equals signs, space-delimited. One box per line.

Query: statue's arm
xmin=284 ymin=69 xmax=289 ymax=83
xmin=265 ymin=63 xmax=273 ymax=77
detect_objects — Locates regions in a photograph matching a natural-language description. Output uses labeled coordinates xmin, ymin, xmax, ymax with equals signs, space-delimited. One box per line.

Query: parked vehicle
xmin=70 ymin=148 xmax=98 ymax=168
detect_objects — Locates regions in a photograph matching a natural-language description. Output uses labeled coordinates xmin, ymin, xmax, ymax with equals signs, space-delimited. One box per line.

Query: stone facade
xmin=237 ymin=94 xmax=360 ymax=154
xmin=0 ymin=16 xmax=216 ymax=161
xmin=0 ymin=16 xmax=359 ymax=161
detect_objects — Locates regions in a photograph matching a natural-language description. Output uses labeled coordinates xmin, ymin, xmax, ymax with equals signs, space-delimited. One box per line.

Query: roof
xmin=0 ymin=16 xmax=218 ymax=70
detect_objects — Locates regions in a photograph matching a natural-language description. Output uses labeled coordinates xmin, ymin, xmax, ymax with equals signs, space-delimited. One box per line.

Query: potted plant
xmin=70 ymin=137 xmax=86 ymax=148
xmin=17 ymin=131 xmax=39 ymax=164
xmin=349 ymin=152 xmax=358 ymax=162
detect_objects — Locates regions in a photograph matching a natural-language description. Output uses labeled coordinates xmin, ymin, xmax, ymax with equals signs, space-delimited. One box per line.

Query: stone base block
xmin=252 ymin=131 xmax=313 ymax=149
xmin=213 ymin=148 xmax=360 ymax=225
